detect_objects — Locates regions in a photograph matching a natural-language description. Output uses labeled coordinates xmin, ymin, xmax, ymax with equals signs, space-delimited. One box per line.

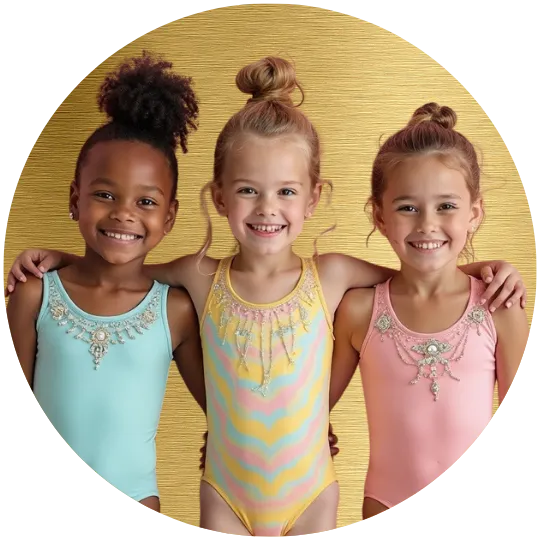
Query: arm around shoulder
xmin=317 ymin=253 xmax=395 ymax=296
xmin=491 ymin=302 xmax=529 ymax=403
xmin=6 ymin=275 xmax=44 ymax=387
xmin=167 ymin=287 xmax=206 ymax=413
xmin=145 ymin=254 xmax=218 ymax=307
xmin=330 ymin=287 xmax=375 ymax=410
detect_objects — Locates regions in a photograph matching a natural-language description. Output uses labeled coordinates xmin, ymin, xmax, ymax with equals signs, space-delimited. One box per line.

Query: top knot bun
xmin=98 ymin=51 xmax=198 ymax=153
xmin=407 ymin=102 xmax=457 ymax=130
xmin=236 ymin=56 xmax=302 ymax=106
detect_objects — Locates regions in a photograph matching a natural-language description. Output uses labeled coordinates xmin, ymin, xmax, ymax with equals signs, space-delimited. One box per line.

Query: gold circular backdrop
xmin=4 ymin=4 xmax=534 ymax=528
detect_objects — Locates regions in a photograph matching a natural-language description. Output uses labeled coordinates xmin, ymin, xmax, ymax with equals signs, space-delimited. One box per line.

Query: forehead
xmin=385 ymin=154 xmax=470 ymax=199
xmin=223 ymin=135 xmax=310 ymax=185
xmin=81 ymin=140 xmax=172 ymax=189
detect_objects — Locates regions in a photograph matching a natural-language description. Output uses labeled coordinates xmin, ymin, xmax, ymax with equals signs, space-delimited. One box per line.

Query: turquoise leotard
xmin=33 ymin=271 xmax=172 ymax=501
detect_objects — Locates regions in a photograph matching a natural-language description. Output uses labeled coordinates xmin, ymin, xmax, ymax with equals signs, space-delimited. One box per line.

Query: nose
xmin=256 ymin=193 xmax=277 ymax=217
xmin=416 ymin=210 xmax=438 ymax=233
xmin=109 ymin=201 xmax=136 ymax=223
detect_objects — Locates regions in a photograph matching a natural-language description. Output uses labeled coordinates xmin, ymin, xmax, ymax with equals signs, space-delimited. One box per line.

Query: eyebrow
xmin=89 ymin=177 xmax=165 ymax=196
xmin=392 ymin=193 xmax=463 ymax=203
xmin=232 ymin=179 xmax=304 ymax=186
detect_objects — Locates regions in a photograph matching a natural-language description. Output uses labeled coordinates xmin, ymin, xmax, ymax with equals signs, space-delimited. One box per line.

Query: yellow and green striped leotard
xmin=201 ymin=256 xmax=337 ymax=536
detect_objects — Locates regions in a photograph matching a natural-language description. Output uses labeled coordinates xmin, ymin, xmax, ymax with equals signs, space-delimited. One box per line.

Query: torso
xmin=359 ymin=276 xmax=497 ymax=507
xmin=33 ymin=271 xmax=173 ymax=502
xmin=200 ymin=256 xmax=336 ymax=535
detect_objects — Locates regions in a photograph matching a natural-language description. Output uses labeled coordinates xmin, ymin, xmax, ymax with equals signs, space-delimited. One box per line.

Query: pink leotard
xmin=360 ymin=276 xmax=497 ymax=508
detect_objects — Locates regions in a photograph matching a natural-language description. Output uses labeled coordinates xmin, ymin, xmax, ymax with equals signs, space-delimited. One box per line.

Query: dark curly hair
xmin=74 ymin=51 xmax=199 ymax=198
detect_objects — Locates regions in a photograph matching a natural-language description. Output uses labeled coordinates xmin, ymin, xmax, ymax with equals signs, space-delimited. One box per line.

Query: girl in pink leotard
xmin=330 ymin=103 xmax=528 ymax=519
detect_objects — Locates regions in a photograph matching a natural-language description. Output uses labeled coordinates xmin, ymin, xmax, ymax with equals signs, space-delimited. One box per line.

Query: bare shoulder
xmin=491 ymin=302 xmax=529 ymax=336
xmin=166 ymin=286 xmax=199 ymax=350
xmin=337 ymin=288 xmax=376 ymax=352
xmin=7 ymin=274 xmax=44 ymax=312
xmin=316 ymin=252 xmax=348 ymax=277
xmin=337 ymin=287 xmax=376 ymax=322
xmin=167 ymin=286 xmax=198 ymax=320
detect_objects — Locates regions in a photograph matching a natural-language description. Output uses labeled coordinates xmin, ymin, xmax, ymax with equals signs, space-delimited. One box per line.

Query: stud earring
xmin=470 ymin=225 xmax=477 ymax=233
xmin=69 ymin=212 xmax=74 ymax=220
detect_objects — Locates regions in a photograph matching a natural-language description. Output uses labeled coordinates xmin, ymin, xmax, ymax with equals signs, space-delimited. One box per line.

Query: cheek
xmin=77 ymin=202 xmax=101 ymax=225
xmin=153 ymin=208 xmax=174 ymax=227
xmin=293 ymin=196 xmax=311 ymax=214
xmin=384 ymin=216 xmax=407 ymax=238
xmin=448 ymin=214 xmax=469 ymax=235
xmin=227 ymin=202 xmax=249 ymax=222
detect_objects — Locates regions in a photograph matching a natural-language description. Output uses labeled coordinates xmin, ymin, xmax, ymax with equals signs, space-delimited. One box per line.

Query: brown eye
xmin=139 ymin=198 xmax=157 ymax=206
xmin=439 ymin=203 xmax=457 ymax=211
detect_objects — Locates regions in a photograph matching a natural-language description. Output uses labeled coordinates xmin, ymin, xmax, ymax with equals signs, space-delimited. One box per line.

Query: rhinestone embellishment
xmin=212 ymin=258 xmax=317 ymax=396
xmin=48 ymin=277 xmax=161 ymax=369
xmin=373 ymin=283 xmax=488 ymax=401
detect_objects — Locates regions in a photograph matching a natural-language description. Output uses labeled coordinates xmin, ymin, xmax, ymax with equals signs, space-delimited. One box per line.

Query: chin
xmin=98 ymin=249 xmax=143 ymax=266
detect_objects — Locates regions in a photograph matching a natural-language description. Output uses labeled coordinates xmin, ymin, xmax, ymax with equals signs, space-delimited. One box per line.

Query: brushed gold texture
xmin=4 ymin=4 xmax=534 ymax=529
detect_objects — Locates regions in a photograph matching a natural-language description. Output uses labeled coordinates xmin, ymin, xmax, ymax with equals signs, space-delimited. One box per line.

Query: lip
xmin=408 ymin=240 xmax=448 ymax=253
xmin=246 ymin=223 xmax=287 ymax=238
xmin=99 ymin=229 xmax=144 ymax=243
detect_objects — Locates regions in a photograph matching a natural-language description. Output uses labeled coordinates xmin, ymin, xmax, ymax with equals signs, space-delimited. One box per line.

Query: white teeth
xmin=250 ymin=224 xmax=283 ymax=232
xmin=104 ymin=231 xmax=139 ymax=241
xmin=412 ymin=241 xmax=443 ymax=250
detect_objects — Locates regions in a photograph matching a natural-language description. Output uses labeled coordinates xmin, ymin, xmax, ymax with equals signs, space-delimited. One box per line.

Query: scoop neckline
xmin=50 ymin=270 xmax=160 ymax=322
xmin=384 ymin=274 xmax=475 ymax=338
xmin=224 ymin=256 xmax=307 ymax=309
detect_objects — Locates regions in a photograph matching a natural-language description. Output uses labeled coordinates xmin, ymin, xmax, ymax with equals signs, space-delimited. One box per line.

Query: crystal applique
xmin=48 ymin=277 xmax=161 ymax=369
xmin=372 ymin=283 xmax=488 ymax=401
xmin=213 ymin=258 xmax=318 ymax=395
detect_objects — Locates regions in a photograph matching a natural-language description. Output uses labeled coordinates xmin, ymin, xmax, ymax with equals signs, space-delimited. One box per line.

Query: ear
xmin=372 ymin=202 xmax=387 ymax=237
xmin=469 ymin=197 xmax=484 ymax=233
xmin=305 ymin=182 xmax=323 ymax=218
xmin=69 ymin=181 xmax=80 ymax=221
xmin=164 ymin=199 xmax=179 ymax=235
xmin=211 ymin=182 xmax=228 ymax=217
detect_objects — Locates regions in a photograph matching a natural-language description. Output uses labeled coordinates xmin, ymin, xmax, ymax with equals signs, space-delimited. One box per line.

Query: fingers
xmin=479 ymin=272 xmax=507 ymax=306
xmin=5 ymin=272 xmax=18 ymax=296
xmin=521 ymin=286 xmax=527 ymax=308
xmin=38 ymin=254 xmax=55 ymax=274
xmin=21 ymin=254 xmax=44 ymax=279
xmin=328 ymin=423 xmax=339 ymax=458
xmin=506 ymin=279 xmax=526 ymax=309
xmin=480 ymin=266 xmax=494 ymax=284
xmin=487 ymin=279 xmax=518 ymax=312
xmin=199 ymin=431 xmax=208 ymax=471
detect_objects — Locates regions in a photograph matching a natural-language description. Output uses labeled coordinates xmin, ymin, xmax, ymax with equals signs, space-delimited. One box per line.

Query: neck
xmin=232 ymin=246 xmax=300 ymax=275
xmin=72 ymin=247 xmax=148 ymax=289
xmin=393 ymin=259 xmax=467 ymax=298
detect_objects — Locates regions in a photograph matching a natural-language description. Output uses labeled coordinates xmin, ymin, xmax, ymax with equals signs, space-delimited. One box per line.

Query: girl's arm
xmin=318 ymin=253 xmax=526 ymax=311
xmin=6 ymin=249 xmax=80 ymax=294
xmin=491 ymin=302 xmax=529 ymax=403
xmin=6 ymin=275 xmax=43 ymax=387
xmin=330 ymin=288 xmax=373 ymax=410
xmin=146 ymin=258 xmax=192 ymax=289
xmin=4 ymin=248 xmax=193 ymax=292
xmin=460 ymin=260 xmax=526 ymax=310
xmin=167 ymin=287 xmax=206 ymax=413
